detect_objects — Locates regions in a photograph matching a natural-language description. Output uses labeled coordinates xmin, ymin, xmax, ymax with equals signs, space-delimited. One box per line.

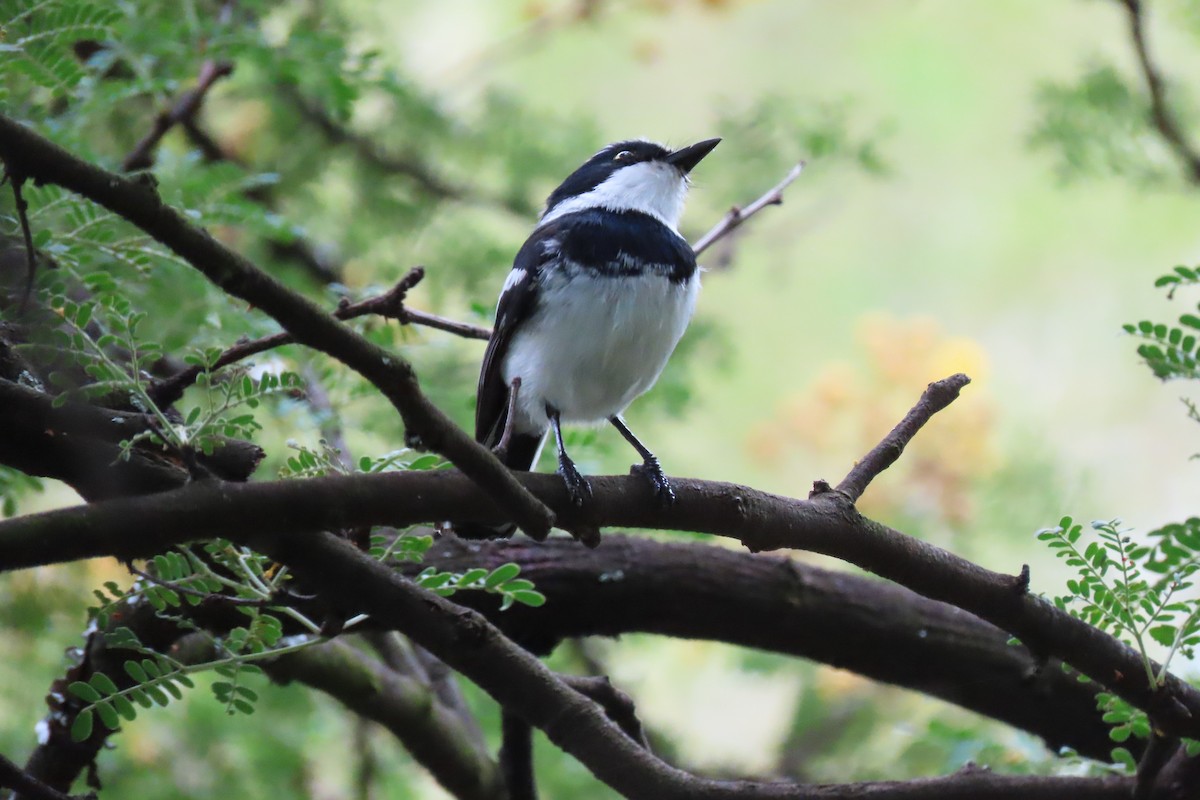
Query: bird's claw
xmin=631 ymin=458 xmax=675 ymax=507
xmin=558 ymin=458 xmax=593 ymax=507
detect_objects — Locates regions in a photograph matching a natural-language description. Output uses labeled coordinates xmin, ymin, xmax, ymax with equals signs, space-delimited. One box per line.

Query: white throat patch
xmin=539 ymin=161 xmax=689 ymax=231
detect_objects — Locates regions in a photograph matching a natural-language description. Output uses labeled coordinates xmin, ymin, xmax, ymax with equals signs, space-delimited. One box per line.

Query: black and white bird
xmin=470 ymin=137 xmax=720 ymax=528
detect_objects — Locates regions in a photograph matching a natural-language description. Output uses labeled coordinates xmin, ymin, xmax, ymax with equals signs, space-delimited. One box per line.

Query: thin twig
xmin=1118 ymin=0 xmax=1200 ymax=183
xmin=691 ymin=163 xmax=805 ymax=257
xmin=147 ymin=266 xmax=488 ymax=406
xmin=830 ymin=373 xmax=971 ymax=504
xmin=123 ymin=60 xmax=235 ymax=172
xmin=283 ymin=87 xmax=534 ymax=217
xmin=404 ymin=307 xmax=491 ymax=341
xmin=8 ymin=173 xmax=37 ymax=311
xmin=147 ymin=160 xmax=804 ymax=401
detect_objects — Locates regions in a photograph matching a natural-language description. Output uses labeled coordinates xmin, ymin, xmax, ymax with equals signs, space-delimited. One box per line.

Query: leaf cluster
xmin=1124 ymin=265 xmax=1200 ymax=382
xmin=1038 ymin=515 xmax=1200 ymax=767
xmin=414 ymin=561 xmax=547 ymax=611
xmin=1030 ymin=65 xmax=1182 ymax=184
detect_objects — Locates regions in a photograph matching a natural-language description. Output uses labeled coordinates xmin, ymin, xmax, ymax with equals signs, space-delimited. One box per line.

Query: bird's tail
xmin=453 ymin=430 xmax=546 ymax=540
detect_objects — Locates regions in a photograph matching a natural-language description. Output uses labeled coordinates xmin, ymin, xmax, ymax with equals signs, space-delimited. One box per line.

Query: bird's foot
xmin=557 ymin=456 xmax=593 ymax=507
xmin=631 ymin=457 xmax=675 ymax=507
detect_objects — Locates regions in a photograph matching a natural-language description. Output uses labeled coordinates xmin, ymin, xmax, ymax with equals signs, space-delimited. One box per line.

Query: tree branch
xmin=0 ymin=377 xmax=264 ymax=500
xmin=417 ymin=534 xmax=1119 ymax=761
xmin=0 ymin=111 xmax=554 ymax=541
xmin=2 ymin=459 xmax=1198 ymax=744
xmin=1118 ymin=0 xmax=1200 ymax=183
xmin=283 ymin=88 xmax=535 ymax=218
xmin=691 ymin=163 xmax=805 ymax=257
xmin=267 ymin=640 xmax=505 ymax=800
xmin=5 ymin=172 xmax=37 ymax=310
xmin=560 ymin=674 xmax=649 ymax=749
xmin=245 ymin=528 xmax=1139 ymax=799
xmin=831 ymin=373 xmax=971 ymax=503
xmin=122 ymin=60 xmax=235 ymax=172
xmin=0 ymin=752 xmax=92 ymax=800
xmin=147 ymin=266 xmax=452 ymax=407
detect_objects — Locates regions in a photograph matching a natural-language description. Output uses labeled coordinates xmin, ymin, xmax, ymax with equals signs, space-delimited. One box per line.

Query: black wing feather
xmin=473 ymin=224 xmax=561 ymax=447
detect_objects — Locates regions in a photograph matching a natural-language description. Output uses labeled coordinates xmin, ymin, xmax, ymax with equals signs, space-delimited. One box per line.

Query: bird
xmin=465 ymin=137 xmax=720 ymax=536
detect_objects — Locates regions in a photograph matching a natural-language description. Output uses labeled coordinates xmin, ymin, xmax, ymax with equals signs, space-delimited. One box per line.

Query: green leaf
xmin=456 ymin=568 xmax=487 ymax=586
xmin=485 ymin=563 xmax=521 ymax=588
xmin=510 ymin=590 xmax=546 ymax=607
xmin=68 ymin=681 xmax=101 ymax=703
xmin=1149 ymin=625 xmax=1176 ymax=647
xmin=145 ymin=685 xmax=171 ymax=707
xmin=70 ymin=710 xmax=94 ymax=741
xmin=1111 ymin=746 xmax=1137 ymax=773
xmin=418 ymin=572 xmax=453 ymax=589
xmin=114 ymin=692 xmax=140 ymax=718
xmin=95 ymin=700 xmax=120 ymax=731
xmin=89 ymin=672 xmax=119 ymax=696
xmin=124 ymin=660 xmax=148 ymax=683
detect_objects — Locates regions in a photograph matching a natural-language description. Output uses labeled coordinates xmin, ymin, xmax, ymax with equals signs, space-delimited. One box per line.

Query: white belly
xmin=502 ymin=270 xmax=699 ymax=431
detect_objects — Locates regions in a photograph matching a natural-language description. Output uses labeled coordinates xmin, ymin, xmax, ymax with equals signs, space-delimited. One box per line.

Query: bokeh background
xmin=4 ymin=0 xmax=1200 ymax=797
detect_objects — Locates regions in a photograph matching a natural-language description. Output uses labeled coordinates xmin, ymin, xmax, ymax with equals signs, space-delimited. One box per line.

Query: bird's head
xmin=539 ymin=138 xmax=720 ymax=231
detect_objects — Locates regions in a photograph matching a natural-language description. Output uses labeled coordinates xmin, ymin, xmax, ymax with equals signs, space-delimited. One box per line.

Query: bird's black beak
xmin=665 ymin=138 xmax=721 ymax=174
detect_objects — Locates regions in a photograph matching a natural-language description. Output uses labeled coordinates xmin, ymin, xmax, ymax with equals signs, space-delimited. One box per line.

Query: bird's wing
xmin=474 ymin=224 xmax=561 ymax=445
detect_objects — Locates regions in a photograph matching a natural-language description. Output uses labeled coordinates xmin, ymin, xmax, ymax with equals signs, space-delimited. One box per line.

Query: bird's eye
xmin=613 ymin=150 xmax=634 ymax=163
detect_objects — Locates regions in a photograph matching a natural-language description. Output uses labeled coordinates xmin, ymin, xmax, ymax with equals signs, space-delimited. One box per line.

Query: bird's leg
xmin=492 ymin=377 xmax=522 ymax=461
xmin=609 ymin=416 xmax=675 ymax=506
xmin=548 ymin=405 xmax=591 ymax=506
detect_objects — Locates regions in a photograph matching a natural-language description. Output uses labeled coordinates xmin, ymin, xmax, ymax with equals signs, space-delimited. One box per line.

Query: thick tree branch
xmin=2 ymin=462 xmax=1198 ymax=745
xmin=418 ymin=534 xmax=1118 ymax=761
xmin=0 ymin=377 xmax=264 ymax=500
xmin=267 ymin=640 xmax=504 ymax=800
xmin=1118 ymin=0 xmax=1200 ymax=184
xmin=248 ymin=529 xmax=1138 ymax=799
xmin=0 ymin=112 xmax=554 ymax=540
